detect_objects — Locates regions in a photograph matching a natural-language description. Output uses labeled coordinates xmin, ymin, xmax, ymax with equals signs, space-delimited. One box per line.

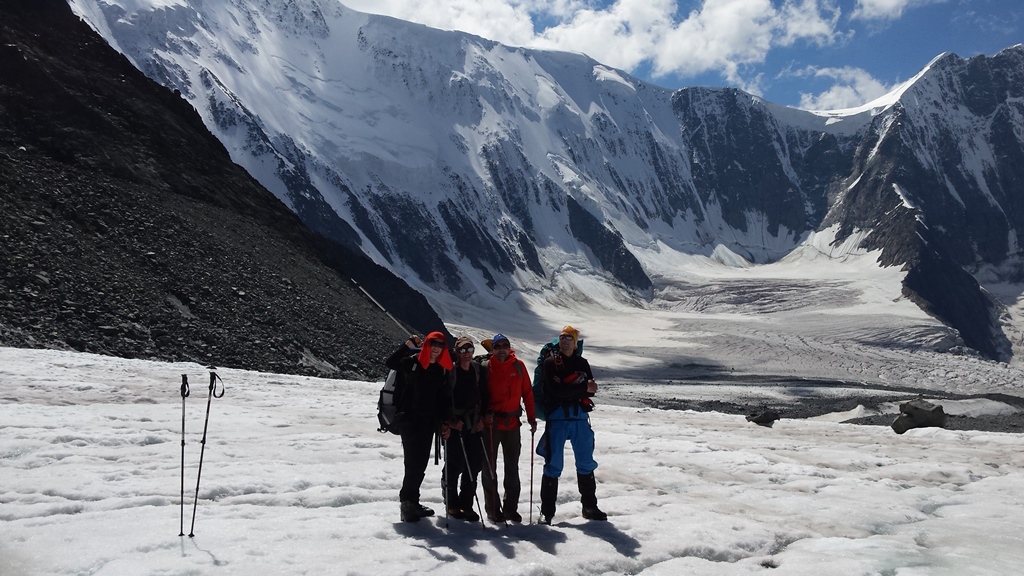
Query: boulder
xmin=746 ymin=410 xmax=780 ymax=427
xmin=891 ymin=398 xmax=947 ymax=434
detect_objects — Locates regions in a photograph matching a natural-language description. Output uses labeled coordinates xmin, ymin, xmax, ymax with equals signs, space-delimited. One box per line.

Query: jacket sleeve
xmin=519 ymin=359 xmax=536 ymax=422
xmin=581 ymin=358 xmax=595 ymax=394
xmin=385 ymin=343 xmax=415 ymax=371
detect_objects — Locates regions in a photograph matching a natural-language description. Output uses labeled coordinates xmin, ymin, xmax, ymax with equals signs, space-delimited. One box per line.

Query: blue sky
xmin=339 ymin=0 xmax=1021 ymax=110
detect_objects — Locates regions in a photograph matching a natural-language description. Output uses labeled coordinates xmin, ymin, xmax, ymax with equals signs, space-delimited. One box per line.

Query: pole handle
xmin=209 ymin=371 xmax=225 ymax=398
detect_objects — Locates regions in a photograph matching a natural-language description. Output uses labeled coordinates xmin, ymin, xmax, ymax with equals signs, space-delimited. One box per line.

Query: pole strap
xmin=209 ymin=371 xmax=225 ymax=398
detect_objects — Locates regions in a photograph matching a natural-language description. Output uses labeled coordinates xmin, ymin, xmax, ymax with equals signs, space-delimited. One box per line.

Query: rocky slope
xmin=0 ymin=0 xmax=447 ymax=379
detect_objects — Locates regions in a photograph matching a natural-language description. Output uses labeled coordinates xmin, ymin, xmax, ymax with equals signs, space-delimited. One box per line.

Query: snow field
xmin=2 ymin=348 xmax=1024 ymax=575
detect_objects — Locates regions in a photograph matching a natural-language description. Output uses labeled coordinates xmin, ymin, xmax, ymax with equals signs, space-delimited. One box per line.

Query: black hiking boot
xmin=462 ymin=508 xmax=480 ymax=522
xmin=447 ymin=507 xmax=467 ymax=520
xmin=418 ymin=504 xmax=435 ymax=518
xmin=503 ymin=509 xmax=523 ymax=523
xmin=400 ymin=501 xmax=421 ymax=522
xmin=578 ymin=472 xmax=607 ymax=521
xmin=540 ymin=475 xmax=558 ymax=525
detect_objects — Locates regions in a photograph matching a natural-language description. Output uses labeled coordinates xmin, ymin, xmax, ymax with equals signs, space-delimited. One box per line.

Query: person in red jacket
xmin=481 ymin=333 xmax=537 ymax=523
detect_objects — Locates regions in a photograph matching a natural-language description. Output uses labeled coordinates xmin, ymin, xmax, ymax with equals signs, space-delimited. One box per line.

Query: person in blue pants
xmin=536 ymin=325 xmax=607 ymax=524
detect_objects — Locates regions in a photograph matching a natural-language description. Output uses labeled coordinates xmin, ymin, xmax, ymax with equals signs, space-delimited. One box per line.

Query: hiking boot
xmin=447 ymin=508 xmax=467 ymax=520
xmin=577 ymin=473 xmax=605 ymax=520
xmin=540 ymin=475 xmax=558 ymax=522
xmin=503 ymin=509 xmax=523 ymax=523
xmin=400 ymin=501 xmax=421 ymax=523
xmin=418 ymin=504 xmax=435 ymax=518
xmin=486 ymin=510 xmax=506 ymax=523
xmin=538 ymin=515 xmax=553 ymax=526
xmin=462 ymin=508 xmax=480 ymax=522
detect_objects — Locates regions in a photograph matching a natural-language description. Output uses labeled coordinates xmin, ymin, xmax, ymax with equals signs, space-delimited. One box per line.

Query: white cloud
xmin=531 ymin=0 xmax=677 ymax=71
xmin=795 ymin=66 xmax=895 ymax=109
xmin=777 ymin=0 xmax=843 ymax=45
xmin=340 ymin=1 xmax=847 ymax=93
xmin=852 ymin=0 xmax=946 ymax=21
xmin=641 ymin=0 xmax=839 ymax=91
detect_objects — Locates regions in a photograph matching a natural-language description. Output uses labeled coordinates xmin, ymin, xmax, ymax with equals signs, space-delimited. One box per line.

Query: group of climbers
xmin=383 ymin=326 xmax=606 ymax=526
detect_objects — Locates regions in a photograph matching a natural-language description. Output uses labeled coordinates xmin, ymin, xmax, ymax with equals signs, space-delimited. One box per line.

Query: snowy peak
xmin=67 ymin=0 xmax=1024 ymax=359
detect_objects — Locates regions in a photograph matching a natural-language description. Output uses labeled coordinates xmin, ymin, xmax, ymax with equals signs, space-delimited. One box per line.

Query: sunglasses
xmin=428 ymin=340 xmax=445 ymax=348
xmin=457 ymin=346 xmax=475 ymax=354
xmin=491 ymin=341 xmax=510 ymax=349
xmin=558 ymin=334 xmax=575 ymax=341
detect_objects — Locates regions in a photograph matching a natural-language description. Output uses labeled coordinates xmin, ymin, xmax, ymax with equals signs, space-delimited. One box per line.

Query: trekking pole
xmin=443 ymin=436 xmax=449 ymax=529
xmin=457 ymin=432 xmax=486 ymax=529
xmin=188 ymin=369 xmax=225 ymax=538
xmin=178 ymin=374 xmax=190 ymax=537
xmin=529 ymin=428 xmax=535 ymax=525
xmin=353 ymin=281 xmax=410 ymax=334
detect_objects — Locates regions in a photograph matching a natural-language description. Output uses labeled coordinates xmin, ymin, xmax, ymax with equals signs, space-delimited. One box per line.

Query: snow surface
xmin=2 ymin=346 xmax=1024 ymax=576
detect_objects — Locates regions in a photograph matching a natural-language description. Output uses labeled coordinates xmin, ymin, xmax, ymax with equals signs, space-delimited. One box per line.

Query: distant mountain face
xmin=66 ymin=0 xmax=1024 ymax=360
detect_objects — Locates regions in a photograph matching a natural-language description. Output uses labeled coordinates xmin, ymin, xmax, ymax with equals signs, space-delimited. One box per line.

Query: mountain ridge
xmin=64 ymin=0 xmax=1024 ymax=360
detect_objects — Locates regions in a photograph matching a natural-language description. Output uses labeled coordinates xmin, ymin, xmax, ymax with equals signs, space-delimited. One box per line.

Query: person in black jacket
xmin=441 ymin=336 xmax=489 ymax=521
xmin=385 ymin=331 xmax=454 ymax=523
xmin=536 ymin=325 xmax=607 ymax=525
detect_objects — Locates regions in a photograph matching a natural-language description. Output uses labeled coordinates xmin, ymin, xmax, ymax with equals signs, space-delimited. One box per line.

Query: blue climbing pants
xmin=536 ymin=407 xmax=597 ymax=478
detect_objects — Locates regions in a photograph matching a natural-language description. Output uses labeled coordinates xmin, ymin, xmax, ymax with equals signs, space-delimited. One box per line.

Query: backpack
xmin=377 ymin=367 xmax=407 ymax=434
xmin=533 ymin=338 xmax=584 ymax=421
xmin=377 ymin=359 xmax=427 ymax=435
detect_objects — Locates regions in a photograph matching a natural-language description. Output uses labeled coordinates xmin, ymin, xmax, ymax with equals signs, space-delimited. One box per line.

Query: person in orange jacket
xmin=481 ymin=333 xmax=537 ymax=523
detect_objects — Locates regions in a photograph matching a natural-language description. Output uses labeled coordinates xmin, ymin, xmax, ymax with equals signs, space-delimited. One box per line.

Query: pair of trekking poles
xmin=443 ymin=426 xmax=537 ymax=528
xmin=178 ymin=370 xmax=226 ymax=538
xmin=442 ymin=431 xmax=490 ymax=529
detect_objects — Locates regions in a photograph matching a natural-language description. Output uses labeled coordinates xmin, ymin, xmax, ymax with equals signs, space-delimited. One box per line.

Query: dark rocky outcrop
xmin=745 ymin=410 xmax=780 ymax=427
xmin=891 ymin=398 xmax=947 ymax=434
xmin=0 ymin=0 xmax=447 ymax=379
xmin=675 ymin=88 xmax=831 ymax=240
xmin=566 ymin=195 xmax=652 ymax=291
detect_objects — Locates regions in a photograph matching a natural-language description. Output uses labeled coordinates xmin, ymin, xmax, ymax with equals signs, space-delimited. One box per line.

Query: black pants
xmin=482 ymin=426 xmax=523 ymax=515
xmin=442 ymin=429 xmax=483 ymax=509
xmin=399 ymin=422 xmax=435 ymax=503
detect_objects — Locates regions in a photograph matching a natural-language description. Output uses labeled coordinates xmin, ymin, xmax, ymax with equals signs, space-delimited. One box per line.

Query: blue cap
xmin=492 ymin=333 xmax=509 ymax=344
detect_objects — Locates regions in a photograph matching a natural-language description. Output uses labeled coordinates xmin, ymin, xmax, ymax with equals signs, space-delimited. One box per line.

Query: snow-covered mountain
xmin=66 ymin=0 xmax=1024 ymax=360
